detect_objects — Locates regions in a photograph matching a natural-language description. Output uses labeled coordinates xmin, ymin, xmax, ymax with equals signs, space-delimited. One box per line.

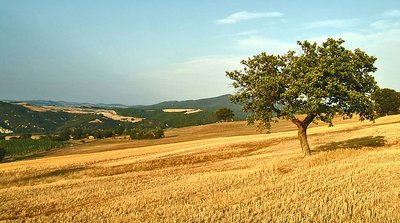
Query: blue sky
xmin=1 ymin=0 xmax=399 ymax=104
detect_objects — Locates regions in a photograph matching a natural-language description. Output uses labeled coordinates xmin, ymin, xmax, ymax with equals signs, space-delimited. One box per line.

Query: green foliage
xmin=315 ymin=136 xmax=385 ymax=152
xmin=20 ymin=134 xmax=32 ymax=139
xmin=373 ymin=88 xmax=400 ymax=116
xmin=115 ymin=108 xmax=219 ymax=128
xmin=91 ymin=129 xmax=114 ymax=139
xmin=216 ymin=108 xmax=235 ymax=121
xmin=114 ymin=125 xmax=125 ymax=136
xmin=227 ymin=38 xmax=378 ymax=155
xmin=0 ymin=139 xmax=67 ymax=157
xmin=226 ymin=38 xmax=378 ymax=130
xmin=58 ymin=129 xmax=71 ymax=141
xmin=102 ymin=130 xmax=114 ymax=138
xmin=71 ymin=128 xmax=84 ymax=139
xmin=0 ymin=147 xmax=5 ymax=161
xmin=136 ymin=94 xmax=246 ymax=119
xmin=151 ymin=128 xmax=165 ymax=139
xmin=129 ymin=128 xmax=165 ymax=140
xmin=0 ymin=101 xmax=138 ymax=135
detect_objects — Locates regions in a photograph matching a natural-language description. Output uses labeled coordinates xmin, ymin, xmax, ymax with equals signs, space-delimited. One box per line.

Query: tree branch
xmin=303 ymin=114 xmax=316 ymax=127
xmin=290 ymin=117 xmax=303 ymax=128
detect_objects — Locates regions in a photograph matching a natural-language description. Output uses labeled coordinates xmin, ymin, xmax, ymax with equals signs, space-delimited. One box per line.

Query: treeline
xmin=0 ymin=126 xmax=165 ymax=161
xmin=44 ymin=126 xmax=165 ymax=141
xmin=0 ymin=126 xmax=165 ymax=142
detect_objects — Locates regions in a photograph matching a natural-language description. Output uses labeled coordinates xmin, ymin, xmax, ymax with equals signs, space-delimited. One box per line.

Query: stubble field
xmin=1 ymin=115 xmax=399 ymax=222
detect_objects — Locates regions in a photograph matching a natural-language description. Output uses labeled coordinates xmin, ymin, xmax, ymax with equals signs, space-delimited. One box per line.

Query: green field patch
xmin=0 ymin=139 xmax=67 ymax=157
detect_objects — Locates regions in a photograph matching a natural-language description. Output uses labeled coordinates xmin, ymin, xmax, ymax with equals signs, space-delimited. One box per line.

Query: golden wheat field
xmin=1 ymin=115 xmax=400 ymax=222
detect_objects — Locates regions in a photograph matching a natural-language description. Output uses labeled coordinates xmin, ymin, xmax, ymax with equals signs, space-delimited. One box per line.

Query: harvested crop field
xmin=1 ymin=115 xmax=400 ymax=222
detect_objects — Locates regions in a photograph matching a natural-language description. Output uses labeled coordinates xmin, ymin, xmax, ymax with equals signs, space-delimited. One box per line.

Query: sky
xmin=1 ymin=0 xmax=400 ymax=105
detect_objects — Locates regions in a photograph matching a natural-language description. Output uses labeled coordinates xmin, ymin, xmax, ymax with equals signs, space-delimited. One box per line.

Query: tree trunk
xmin=297 ymin=125 xmax=311 ymax=156
xmin=291 ymin=114 xmax=315 ymax=156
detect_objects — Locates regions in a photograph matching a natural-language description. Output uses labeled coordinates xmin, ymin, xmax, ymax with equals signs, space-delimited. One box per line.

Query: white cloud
xmin=171 ymin=56 xmax=243 ymax=78
xmin=215 ymin=11 xmax=283 ymax=24
xmin=304 ymin=19 xmax=359 ymax=29
xmin=236 ymin=36 xmax=294 ymax=54
xmin=370 ymin=19 xmax=400 ymax=30
xmin=383 ymin=9 xmax=400 ymax=18
xmin=234 ymin=30 xmax=259 ymax=36
xmin=149 ymin=56 xmax=244 ymax=101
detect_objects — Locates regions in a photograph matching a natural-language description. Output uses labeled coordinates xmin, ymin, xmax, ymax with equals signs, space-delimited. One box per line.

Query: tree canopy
xmin=226 ymin=38 xmax=378 ymax=156
xmin=216 ymin=108 xmax=235 ymax=122
xmin=373 ymin=88 xmax=400 ymax=116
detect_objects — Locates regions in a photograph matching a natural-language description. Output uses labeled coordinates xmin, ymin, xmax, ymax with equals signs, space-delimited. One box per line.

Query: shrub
xmin=114 ymin=126 xmax=125 ymax=136
xmin=71 ymin=128 xmax=84 ymax=139
xmin=91 ymin=130 xmax=114 ymax=139
xmin=59 ymin=129 xmax=71 ymax=141
xmin=216 ymin=108 xmax=234 ymax=122
xmin=0 ymin=147 xmax=5 ymax=161
xmin=20 ymin=134 xmax=32 ymax=139
xmin=129 ymin=128 xmax=164 ymax=140
xmin=102 ymin=130 xmax=114 ymax=138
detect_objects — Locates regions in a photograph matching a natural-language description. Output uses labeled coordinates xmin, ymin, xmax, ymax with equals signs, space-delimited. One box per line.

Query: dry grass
xmin=162 ymin=108 xmax=203 ymax=114
xmin=19 ymin=103 xmax=143 ymax=123
xmin=0 ymin=115 xmax=400 ymax=222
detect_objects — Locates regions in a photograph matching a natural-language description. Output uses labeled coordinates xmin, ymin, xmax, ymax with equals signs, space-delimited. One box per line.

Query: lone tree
xmin=373 ymin=88 xmax=400 ymax=116
xmin=216 ymin=108 xmax=235 ymax=122
xmin=226 ymin=38 xmax=378 ymax=156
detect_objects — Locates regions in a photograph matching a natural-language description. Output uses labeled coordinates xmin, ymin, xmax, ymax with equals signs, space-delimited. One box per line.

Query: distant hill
xmin=23 ymin=94 xmax=244 ymax=114
xmin=0 ymin=95 xmax=247 ymax=134
xmin=0 ymin=101 xmax=137 ymax=134
xmin=23 ymin=100 xmax=129 ymax=108
xmin=138 ymin=94 xmax=246 ymax=119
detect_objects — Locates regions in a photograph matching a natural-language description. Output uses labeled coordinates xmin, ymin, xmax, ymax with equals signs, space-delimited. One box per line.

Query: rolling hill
xmin=0 ymin=101 xmax=137 ymax=134
xmin=138 ymin=94 xmax=244 ymax=116
xmin=0 ymin=95 xmax=247 ymax=134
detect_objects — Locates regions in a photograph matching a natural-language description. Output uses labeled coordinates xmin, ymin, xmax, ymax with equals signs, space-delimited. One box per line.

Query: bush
xmin=129 ymin=128 xmax=164 ymax=140
xmin=91 ymin=130 xmax=114 ymax=139
xmin=71 ymin=128 xmax=84 ymax=139
xmin=20 ymin=134 xmax=32 ymax=139
xmin=0 ymin=134 xmax=5 ymax=140
xmin=152 ymin=128 xmax=165 ymax=139
xmin=114 ymin=126 xmax=125 ymax=136
xmin=129 ymin=129 xmax=146 ymax=140
xmin=50 ymin=135 xmax=63 ymax=141
xmin=0 ymin=147 xmax=5 ymax=161
xmin=102 ymin=130 xmax=114 ymax=138
xmin=216 ymin=108 xmax=234 ymax=122
xmin=59 ymin=129 xmax=71 ymax=141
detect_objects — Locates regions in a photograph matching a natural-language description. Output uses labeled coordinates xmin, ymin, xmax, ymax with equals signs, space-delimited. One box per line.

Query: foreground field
xmin=1 ymin=115 xmax=400 ymax=222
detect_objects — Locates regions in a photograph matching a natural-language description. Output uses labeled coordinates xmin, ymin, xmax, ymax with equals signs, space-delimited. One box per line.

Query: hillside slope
xmin=1 ymin=115 xmax=399 ymax=222
xmin=138 ymin=94 xmax=246 ymax=119
xmin=0 ymin=101 xmax=136 ymax=134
